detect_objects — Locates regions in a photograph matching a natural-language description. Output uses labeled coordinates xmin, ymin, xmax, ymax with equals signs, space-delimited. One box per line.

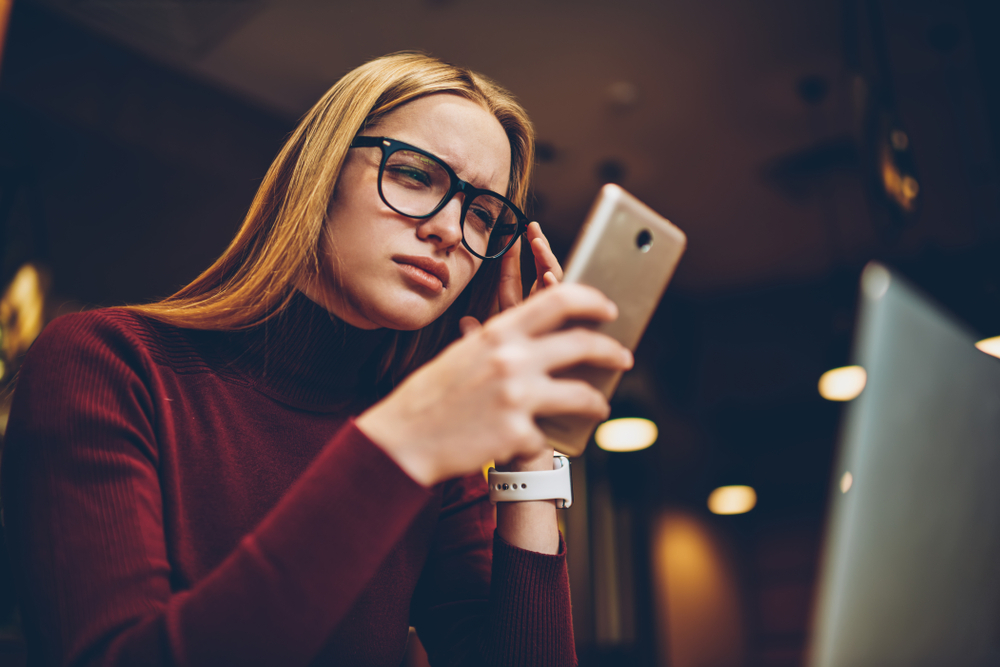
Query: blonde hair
xmin=130 ymin=52 xmax=535 ymax=380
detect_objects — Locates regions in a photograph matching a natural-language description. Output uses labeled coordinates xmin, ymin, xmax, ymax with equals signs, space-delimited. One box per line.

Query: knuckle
xmin=497 ymin=379 xmax=526 ymax=408
xmin=487 ymin=346 xmax=523 ymax=378
xmin=480 ymin=324 xmax=505 ymax=347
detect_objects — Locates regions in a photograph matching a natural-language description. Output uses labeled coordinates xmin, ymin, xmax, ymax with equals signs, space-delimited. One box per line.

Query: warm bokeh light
xmin=652 ymin=513 xmax=746 ymax=667
xmin=975 ymin=336 xmax=1000 ymax=360
xmin=840 ymin=471 xmax=853 ymax=493
xmin=880 ymin=146 xmax=919 ymax=214
xmin=707 ymin=486 xmax=757 ymax=515
xmin=0 ymin=263 xmax=47 ymax=366
xmin=0 ymin=0 xmax=12 ymax=73
xmin=595 ymin=417 xmax=658 ymax=452
xmin=818 ymin=365 xmax=867 ymax=401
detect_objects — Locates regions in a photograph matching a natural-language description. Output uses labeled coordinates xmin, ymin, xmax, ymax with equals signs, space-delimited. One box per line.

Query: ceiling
xmin=27 ymin=0 xmax=995 ymax=294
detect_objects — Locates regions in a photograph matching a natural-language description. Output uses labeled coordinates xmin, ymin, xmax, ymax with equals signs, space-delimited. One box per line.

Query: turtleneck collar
xmin=217 ymin=292 xmax=391 ymax=411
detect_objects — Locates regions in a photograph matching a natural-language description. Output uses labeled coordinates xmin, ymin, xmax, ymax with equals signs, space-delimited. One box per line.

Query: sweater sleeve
xmin=409 ymin=474 xmax=577 ymax=667
xmin=1 ymin=313 xmax=433 ymax=667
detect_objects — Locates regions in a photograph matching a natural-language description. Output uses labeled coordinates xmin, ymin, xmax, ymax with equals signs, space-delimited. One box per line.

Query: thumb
xmin=459 ymin=316 xmax=482 ymax=337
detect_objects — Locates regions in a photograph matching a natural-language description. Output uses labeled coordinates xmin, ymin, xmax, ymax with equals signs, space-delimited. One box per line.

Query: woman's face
xmin=306 ymin=93 xmax=512 ymax=330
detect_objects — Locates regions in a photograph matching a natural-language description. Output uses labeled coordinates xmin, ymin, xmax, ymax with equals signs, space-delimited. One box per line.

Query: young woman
xmin=1 ymin=53 xmax=632 ymax=666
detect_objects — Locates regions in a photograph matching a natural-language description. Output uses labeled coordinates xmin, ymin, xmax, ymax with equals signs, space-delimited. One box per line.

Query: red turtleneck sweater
xmin=1 ymin=296 xmax=576 ymax=667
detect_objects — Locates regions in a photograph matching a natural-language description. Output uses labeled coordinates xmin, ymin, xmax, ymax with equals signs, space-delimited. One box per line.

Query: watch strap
xmin=488 ymin=455 xmax=573 ymax=508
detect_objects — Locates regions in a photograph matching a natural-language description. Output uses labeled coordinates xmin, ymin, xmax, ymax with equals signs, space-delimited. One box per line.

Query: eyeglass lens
xmin=382 ymin=149 xmax=519 ymax=258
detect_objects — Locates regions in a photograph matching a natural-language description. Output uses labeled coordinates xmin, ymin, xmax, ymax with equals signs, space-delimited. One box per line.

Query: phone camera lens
xmin=636 ymin=229 xmax=653 ymax=252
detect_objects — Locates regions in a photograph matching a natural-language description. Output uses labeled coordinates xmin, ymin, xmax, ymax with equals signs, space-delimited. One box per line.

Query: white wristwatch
xmin=487 ymin=455 xmax=573 ymax=509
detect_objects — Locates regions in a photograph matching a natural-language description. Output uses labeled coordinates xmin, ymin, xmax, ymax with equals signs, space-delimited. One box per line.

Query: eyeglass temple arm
xmin=349 ymin=136 xmax=384 ymax=148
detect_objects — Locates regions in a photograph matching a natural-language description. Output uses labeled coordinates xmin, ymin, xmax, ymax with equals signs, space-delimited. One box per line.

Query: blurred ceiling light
xmin=975 ymin=336 xmax=1000 ymax=359
xmin=818 ymin=365 xmax=867 ymax=401
xmin=707 ymin=485 xmax=757 ymax=515
xmin=595 ymin=417 xmax=658 ymax=452
xmin=840 ymin=471 xmax=853 ymax=493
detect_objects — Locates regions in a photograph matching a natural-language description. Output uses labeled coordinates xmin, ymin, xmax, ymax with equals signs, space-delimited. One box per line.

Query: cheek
xmin=322 ymin=197 xmax=386 ymax=262
xmin=452 ymin=254 xmax=483 ymax=294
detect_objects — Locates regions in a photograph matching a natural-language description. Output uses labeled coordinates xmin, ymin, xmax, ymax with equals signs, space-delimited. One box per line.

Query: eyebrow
xmin=373 ymin=135 xmax=508 ymax=195
xmin=436 ymin=153 xmax=501 ymax=193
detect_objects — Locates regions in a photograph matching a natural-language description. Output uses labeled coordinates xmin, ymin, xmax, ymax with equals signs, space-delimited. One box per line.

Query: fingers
xmin=531 ymin=378 xmax=612 ymax=421
xmin=497 ymin=235 xmax=523 ymax=312
xmin=496 ymin=282 xmax=618 ymax=338
xmin=531 ymin=328 xmax=633 ymax=374
xmin=526 ymin=222 xmax=563 ymax=294
xmin=496 ymin=223 xmax=561 ymax=313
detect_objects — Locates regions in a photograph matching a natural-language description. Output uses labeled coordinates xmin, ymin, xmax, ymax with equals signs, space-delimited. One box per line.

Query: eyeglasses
xmin=349 ymin=136 xmax=528 ymax=260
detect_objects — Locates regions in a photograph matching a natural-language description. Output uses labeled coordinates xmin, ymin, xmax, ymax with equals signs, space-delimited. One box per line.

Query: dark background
xmin=1 ymin=1 xmax=999 ymax=665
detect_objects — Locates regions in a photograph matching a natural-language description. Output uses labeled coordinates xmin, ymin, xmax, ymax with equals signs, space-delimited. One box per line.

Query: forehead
xmin=371 ymin=94 xmax=512 ymax=193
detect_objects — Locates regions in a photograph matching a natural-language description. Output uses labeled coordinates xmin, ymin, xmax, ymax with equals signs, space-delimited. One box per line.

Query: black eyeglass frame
xmin=349 ymin=136 xmax=528 ymax=260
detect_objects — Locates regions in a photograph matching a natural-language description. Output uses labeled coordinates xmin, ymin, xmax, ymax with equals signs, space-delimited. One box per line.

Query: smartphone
xmin=537 ymin=183 xmax=687 ymax=457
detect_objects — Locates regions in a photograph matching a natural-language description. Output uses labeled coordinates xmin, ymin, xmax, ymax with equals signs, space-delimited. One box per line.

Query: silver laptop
xmin=808 ymin=262 xmax=1000 ymax=667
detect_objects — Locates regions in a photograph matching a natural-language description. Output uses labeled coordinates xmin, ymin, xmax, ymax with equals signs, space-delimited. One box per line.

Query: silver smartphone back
xmin=538 ymin=184 xmax=686 ymax=456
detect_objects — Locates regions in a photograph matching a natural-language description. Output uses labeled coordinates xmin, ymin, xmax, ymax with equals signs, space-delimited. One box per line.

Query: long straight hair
xmin=129 ymin=53 xmax=535 ymax=381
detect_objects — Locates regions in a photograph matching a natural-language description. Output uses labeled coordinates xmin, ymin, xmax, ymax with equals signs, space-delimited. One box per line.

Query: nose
xmin=415 ymin=195 xmax=464 ymax=252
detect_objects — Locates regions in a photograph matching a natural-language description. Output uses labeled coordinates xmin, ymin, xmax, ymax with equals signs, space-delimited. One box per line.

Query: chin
xmin=366 ymin=298 xmax=450 ymax=332
xmin=377 ymin=314 xmax=433 ymax=331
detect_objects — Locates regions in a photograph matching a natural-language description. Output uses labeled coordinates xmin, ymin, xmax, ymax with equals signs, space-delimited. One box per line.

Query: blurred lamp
xmin=975 ymin=336 xmax=1000 ymax=359
xmin=818 ymin=365 xmax=867 ymax=401
xmin=707 ymin=485 xmax=756 ymax=515
xmin=595 ymin=417 xmax=657 ymax=452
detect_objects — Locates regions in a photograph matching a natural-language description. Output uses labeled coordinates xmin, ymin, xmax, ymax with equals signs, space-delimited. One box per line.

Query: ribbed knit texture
xmin=482 ymin=535 xmax=576 ymax=667
xmin=1 ymin=293 xmax=577 ymax=667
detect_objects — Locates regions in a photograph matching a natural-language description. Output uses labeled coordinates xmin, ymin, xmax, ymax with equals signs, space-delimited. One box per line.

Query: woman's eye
xmin=386 ymin=165 xmax=432 ymax=187
xmin=469 ymin=206 xmax=497 ymax=231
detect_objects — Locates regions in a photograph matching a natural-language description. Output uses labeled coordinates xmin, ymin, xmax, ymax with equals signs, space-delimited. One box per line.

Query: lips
xmin=393 ymin=255 xmax=450 ymax=291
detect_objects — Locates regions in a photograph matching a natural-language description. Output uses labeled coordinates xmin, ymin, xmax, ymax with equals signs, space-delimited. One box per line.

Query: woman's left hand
xmin=485 ymin=222 xmax=565 ymax=553
xmin=460 ymin=221 xmax=564 ymax=475
xmin=498 ymin=221 xmax=563 ymax=309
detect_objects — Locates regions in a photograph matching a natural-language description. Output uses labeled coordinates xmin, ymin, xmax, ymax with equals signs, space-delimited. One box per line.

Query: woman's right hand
xmin=355 ymin=283 xmax=633 ymax=487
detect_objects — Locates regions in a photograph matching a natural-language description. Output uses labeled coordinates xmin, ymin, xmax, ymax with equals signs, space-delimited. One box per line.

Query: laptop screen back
xmin=808 ymin=263 xmax=1000 ymax=667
